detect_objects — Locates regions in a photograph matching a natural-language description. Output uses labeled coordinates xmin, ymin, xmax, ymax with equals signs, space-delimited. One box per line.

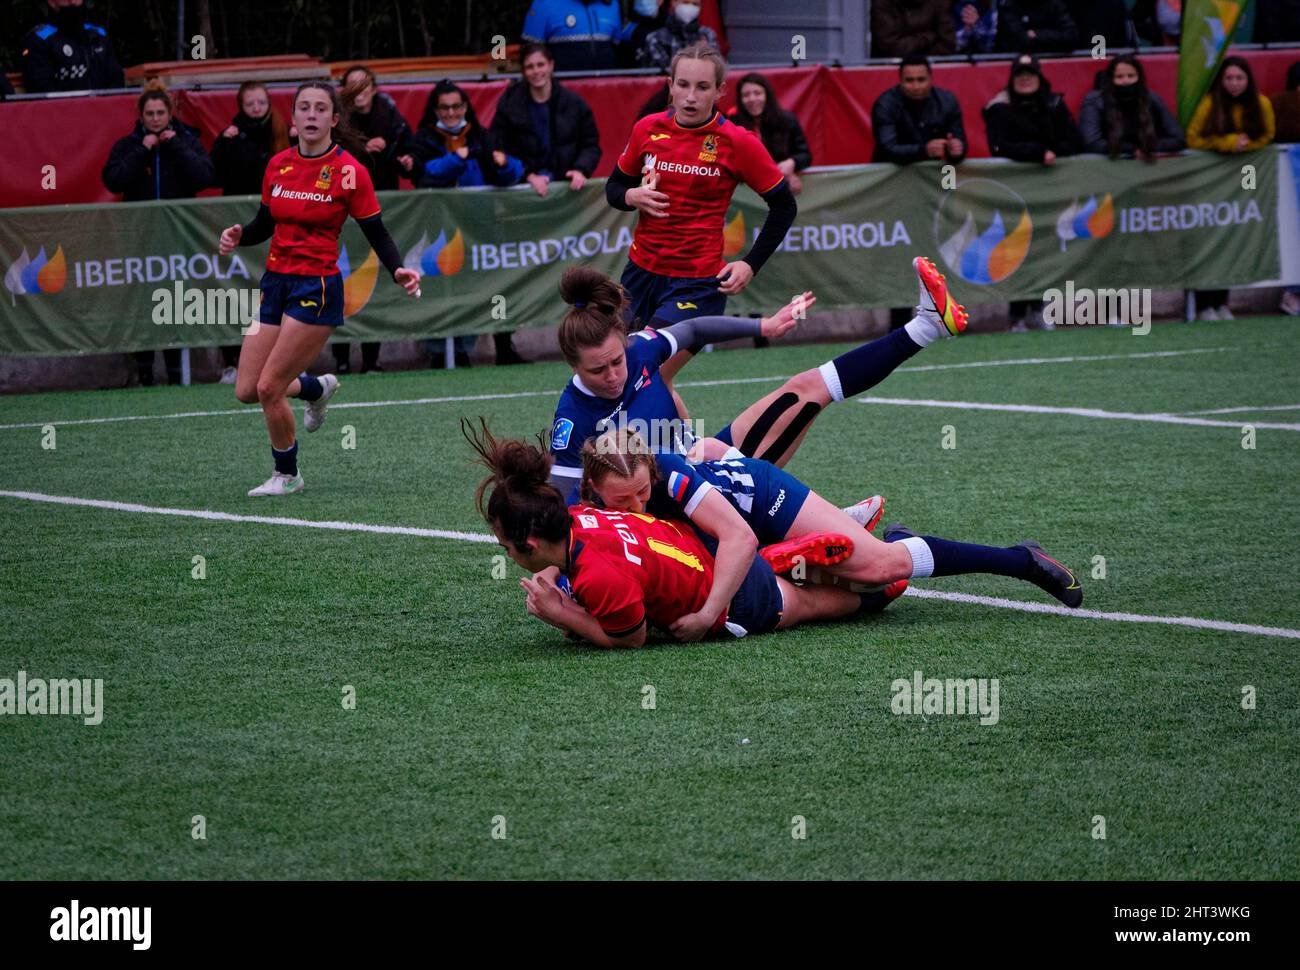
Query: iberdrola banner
xmin=1177 ymin=0 xmax=1252 ymax=127
xmin=0 ymin=150 xmax=1279 ymax=357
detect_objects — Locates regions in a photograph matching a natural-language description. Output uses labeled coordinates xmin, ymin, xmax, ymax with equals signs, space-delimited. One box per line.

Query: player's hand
xmin=142 ymin=133 xmax=160 ymax=150
xmin=219 ymin=224 xmax=242 ymax=256
xmin=788 ymin=172 xmax=803 ymax=194
xmin=670 ymin=609 xmax=718 ymax=642
xmin=365 ymin=136 xmax=386 ymax=154
xmin=456 ymin=146 xmax=470 ymax=160
xmin=760 ymin=290 xmax=815 ymax=338
xmin=717 ymin=260 xmax=754 ymax=295
xmin=527 ymin=172 xmax=550 ymax=197
xmin=395 ymin=267 xmax=421 ymax=297
xmin=925 ymin=138 xmax=946 ymax=159
xmin=521 ymin=574 xmax=567 ymax=626
xmin=686 ymin=436 xmax=733 ymax=462
xmin=533 ymin=566 xmax=563 ymax=586
xmin=566 ymin=169 xmax=587 ymax=190
xmin=222 ymin=125 xmax=239 ymax=138
xmin=627 ymin=182 xmax=669 ymax=218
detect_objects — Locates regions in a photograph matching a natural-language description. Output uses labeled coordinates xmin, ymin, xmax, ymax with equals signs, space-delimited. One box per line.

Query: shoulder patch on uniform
xmin=551 ymin=417 xmax=574 ymax=451
xmin=631 ymin=328 xmax=656 ymax=341
xmin=667 ymin=471 xmax=690 ymax=502
xmin=35 ymin=24 xmax=57 ymax=40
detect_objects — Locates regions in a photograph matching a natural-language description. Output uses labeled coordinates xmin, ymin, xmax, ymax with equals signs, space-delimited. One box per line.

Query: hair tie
xmin=574 ymin=301 xmax=587 ymax=308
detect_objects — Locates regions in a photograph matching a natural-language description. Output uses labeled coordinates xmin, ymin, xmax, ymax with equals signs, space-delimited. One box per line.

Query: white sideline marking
xmin=903 ymin=587 xmax=1300 ymax=640
xmin=1178 ymin=403 xmax=1300 ymax=416
xmin=2 ymin=488 xmax=1297 ymax=641
xmin=0 ymin=489 xmax=497 ymax=544
xmin=857 ymin=395 xmax=1300 ymax=432
xmin=0 ymin=346 xmax=1231 ymax=431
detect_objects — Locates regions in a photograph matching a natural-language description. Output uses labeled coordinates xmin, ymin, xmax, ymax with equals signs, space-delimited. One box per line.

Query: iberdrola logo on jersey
xmin=4 ymin=244 xmax=68 ymax=304
xmin=1056 ymin=194 xmax=1115 ymax=251
xmin=337 ymin=244 xmax=377 ymax=316
xmin=405 ymin=227 xmax=465 ymax=276
xmin=935 ymin=178 xmax=1032 ymax=285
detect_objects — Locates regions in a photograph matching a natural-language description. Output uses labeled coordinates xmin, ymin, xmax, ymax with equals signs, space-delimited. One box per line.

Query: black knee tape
xmin=739 ymin=392 xmax=799 ymax=456
xmin=758 ymin=402 xmax=821 ymax=464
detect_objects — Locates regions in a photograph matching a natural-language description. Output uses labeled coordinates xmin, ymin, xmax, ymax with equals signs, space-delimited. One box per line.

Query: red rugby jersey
xmin=615 ymin=109 xmax=784 ymax=278
xmin=566 ymin=505 xmax=725 ymax=639
xmin=261 ymin=143 xmax=380 ymax=276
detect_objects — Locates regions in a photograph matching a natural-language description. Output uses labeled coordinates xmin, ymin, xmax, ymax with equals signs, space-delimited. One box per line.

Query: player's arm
xmin=521 ymin=573 xmax=646 ymax=648
xmin=671 ymin=489 xmax=758 ymax=642
xmin=659 ymin=289 xmax=815 ymax=354
xmin=219 ymin=203 xmax=274 ymax=254
xmin=740 ymin=181 xmax=797 ymax=276
xmin=356 ymin=213 xmax=404 ymax=281
xmin=605 ymin=164 xmax=639 ymax=211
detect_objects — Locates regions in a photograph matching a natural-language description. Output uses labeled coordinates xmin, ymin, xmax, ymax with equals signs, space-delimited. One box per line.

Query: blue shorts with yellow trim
xmin=621 ymin=260 xmax=727 ymax=330
xmin=698 ymin=532 xmax=784 ymax=637
xmin=259 ymin=270 xmax=345 ymax=327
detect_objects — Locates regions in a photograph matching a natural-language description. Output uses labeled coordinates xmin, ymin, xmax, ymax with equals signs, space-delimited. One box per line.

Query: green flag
xmin=1177 ymin=0 xmax=1253 ymax=127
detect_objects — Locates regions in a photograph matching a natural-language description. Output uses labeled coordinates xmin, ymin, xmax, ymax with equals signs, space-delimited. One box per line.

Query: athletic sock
xmin=295 ymin=374 xmax=324 ymax=402
xmin=890 ymin=534 xmax=1032 ymax=580
xmin=903 ymin=314 xmax=942 ymax=348
xmin=817 ymin=328 xmax=924 ymax=402
xmin=272 ymin=441 xmax=299 ymax=477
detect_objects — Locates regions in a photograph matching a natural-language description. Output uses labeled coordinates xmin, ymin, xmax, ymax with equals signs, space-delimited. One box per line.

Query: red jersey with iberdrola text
xmin=615 ymin=108 xmax=785 ymax=278
xmin=566 ymin=505 xmax=725 ymax=638
xmin=261 ymin=143 xmax=380 ymax=276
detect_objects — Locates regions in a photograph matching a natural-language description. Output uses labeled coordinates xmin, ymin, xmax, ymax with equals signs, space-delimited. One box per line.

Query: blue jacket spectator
xmin=953 ymin=1 xmax=998 ymax=53
xmin=522 ymin=0 xmax=632 ymax=72
xmin=21 ymin=0 xmax=124 ymax=93
xmin=411 ymin=81 xmax=524 ymax=189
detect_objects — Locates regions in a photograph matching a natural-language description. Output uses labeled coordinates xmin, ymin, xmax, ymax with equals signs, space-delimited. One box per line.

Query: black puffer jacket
xmin=995 ymin=0 xmax=1079 ymax=52
xmin=488 ymin=79 xmax=602 ymax=178
xmin=102 ymin=119 xmax=214 ymax=200
xmin=984 ymin=84 xmax=1083 ymax=162
xmin=346 ymin=92 xmax=415 ymax=190
xmin=210 ymin=111 xmax=279 ymax=196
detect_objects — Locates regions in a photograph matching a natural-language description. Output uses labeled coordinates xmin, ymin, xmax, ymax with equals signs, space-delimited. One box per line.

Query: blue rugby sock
xmin=888 ymin=532 xmax=1032 ymax=580
xmin=272 ymin=441 xmax=299 ymax=476
xmin=817 ymin=328 xmax=923 ymax=402
xmin=295 ymin=374 xmax=324 ymax=402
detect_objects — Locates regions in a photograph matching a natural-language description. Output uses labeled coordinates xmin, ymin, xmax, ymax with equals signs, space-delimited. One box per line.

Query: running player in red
xmin=219 ymin=81 xmax=420 ymax=497
xmin=466 ymin=420 xmax=890 ymax=648
xmin=605 ymin=43 xmax=797 ymax=411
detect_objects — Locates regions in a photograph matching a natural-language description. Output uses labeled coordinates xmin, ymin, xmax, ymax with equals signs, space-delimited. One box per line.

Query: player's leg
xmin=774 ymin=575 xmax=901 ymax=629
xmin=777 ymin=491 xmax=913 ymax=587
xmin=720 ymin=257 xmax=966 ymax=467
xmin=233 ymin=320 xmax=280 ymax=405
xmin=247 ymin=315 xmax=333 ymax=495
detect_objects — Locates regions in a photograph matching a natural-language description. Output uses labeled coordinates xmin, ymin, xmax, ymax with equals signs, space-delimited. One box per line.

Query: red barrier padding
xmin=3 ymin=50 xmax=1298 ymax=209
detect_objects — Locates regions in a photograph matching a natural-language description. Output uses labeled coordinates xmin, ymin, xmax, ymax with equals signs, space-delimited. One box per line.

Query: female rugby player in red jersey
xmin=219 ymin=80 xmax=420 ymax=497
xmin=465 ymin=421 xmax=894 ymax=647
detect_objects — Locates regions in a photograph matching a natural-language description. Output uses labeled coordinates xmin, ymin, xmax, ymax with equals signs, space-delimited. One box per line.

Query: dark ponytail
xmin=463 ymin=418 xmax=571 ymax=551
xmin=557 ymin=266 xmax=629 ymax=366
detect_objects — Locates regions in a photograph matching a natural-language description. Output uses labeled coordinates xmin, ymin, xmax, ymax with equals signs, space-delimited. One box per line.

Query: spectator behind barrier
xmin=21 ymin=0 xmax=123 ymax=94
xmin=873 ymin=56 xmax=966 ymax=331
xmin=1186 ymin=56 xmax=1275 ymax=321
xmin=334 ymin=65 xmax=417 ymax=375
xmin=872 ymin=0 xmax=957 ymax=58
xmin=639 ymin=1 xmax=718 ymax=69
xmin=412 ymin=81 xmax=525 ymax=369
xmin=101 ymin=82 xmax=214 ymax=387
xmin=1 ymin=72 xmax=14 ymax=98
xmin=1269 ymin=61 xmax=1300 ymax=143
xmin=994 ymin=0 xmax=1079 ymax=53
xmin=984 ymin=53 xmax=1083 ymax=330
xmin=623 ymin=0 xmax=667 ymax=67
xmin=522 ymin=0 xmax=632 ymax=72
xmin=953 ymin=1 xmax=998 ymax=53
xmin=210 ymin=81 xmax=289 ymax=384
xmin=1078 ymin=54 xmax=1185 ymax=161
xmin=728 ymin=72 xmax=813 ymax=194
xmin=1066 ymin=0 xmax=1138 ymax=51
xmin=1257 ymin=0 xmax=1300 ymax=43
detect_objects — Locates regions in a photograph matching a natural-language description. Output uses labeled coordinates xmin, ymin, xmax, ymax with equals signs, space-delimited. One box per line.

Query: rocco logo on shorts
xmin=768 ymin=489 xmax=786 ymax=517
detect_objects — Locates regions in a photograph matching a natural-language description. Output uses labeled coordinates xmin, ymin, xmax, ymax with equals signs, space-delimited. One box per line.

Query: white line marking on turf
xmin=857 ymin=396 xmax=1300 ymax=432
xmin=0 ymin=346 xmax=1232 ymax=431
xmin=0 ymin=489 xmax=497 ymax=544
xmin=3 ymin=489 xmax=1297 ymax=641
xmin=902 ymin=588 xmax=1300 ymax=640
xmin=1177 ymin=403 xmax=1300 ymax=416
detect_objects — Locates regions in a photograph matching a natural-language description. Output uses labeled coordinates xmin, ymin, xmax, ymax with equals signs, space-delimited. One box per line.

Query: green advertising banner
xmin=0 ymin=150 xmax=1279 ymax=357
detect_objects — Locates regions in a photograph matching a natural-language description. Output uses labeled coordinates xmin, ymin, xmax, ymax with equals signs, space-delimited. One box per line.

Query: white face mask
xmin=634 ymin=0 xmax=659 ymax=15
xmin=675 ymin=3 xmax=701 ymax=24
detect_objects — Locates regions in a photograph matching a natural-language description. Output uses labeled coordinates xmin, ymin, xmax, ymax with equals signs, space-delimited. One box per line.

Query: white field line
xmin=1177 ymin=403 xmax=1300 ymax=416
xmin=0 ymin=346 xmax=1232 ymax=432
xmin=2 ymin=488 xmax=1296 ymax=641
xmin=857 ymin=396 xmax=1300 ymax=432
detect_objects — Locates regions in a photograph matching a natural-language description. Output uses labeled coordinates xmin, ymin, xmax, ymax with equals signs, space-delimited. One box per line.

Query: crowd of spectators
xmin=7 ymin=0 xmax=1300 ymax=388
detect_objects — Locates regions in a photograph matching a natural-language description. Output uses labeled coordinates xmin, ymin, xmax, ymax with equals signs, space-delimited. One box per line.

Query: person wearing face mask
xmin=102 ymin=82 xmax=214 ymax=387
xmin=21 ymin=0 xmax=123 ymax=94
xmin=639 ymin=1 xmax=718 ymax=69
xmin=1186 ymin=56 xmax=1274 ymax=321
xmin=984 ymin=54 xmax=1082 ymax=331
xmin=1078 ymin=54 xmax=1185 ymax=161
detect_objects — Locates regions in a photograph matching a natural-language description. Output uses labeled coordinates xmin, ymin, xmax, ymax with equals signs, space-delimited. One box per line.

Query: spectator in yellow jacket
xmin=1186 ymin=56 xmax=1275 ymax=320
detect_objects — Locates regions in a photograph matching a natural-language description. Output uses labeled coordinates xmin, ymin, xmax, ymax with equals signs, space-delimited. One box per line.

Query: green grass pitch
xmin=1 ymin=318 xmax=1297 ymax=879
